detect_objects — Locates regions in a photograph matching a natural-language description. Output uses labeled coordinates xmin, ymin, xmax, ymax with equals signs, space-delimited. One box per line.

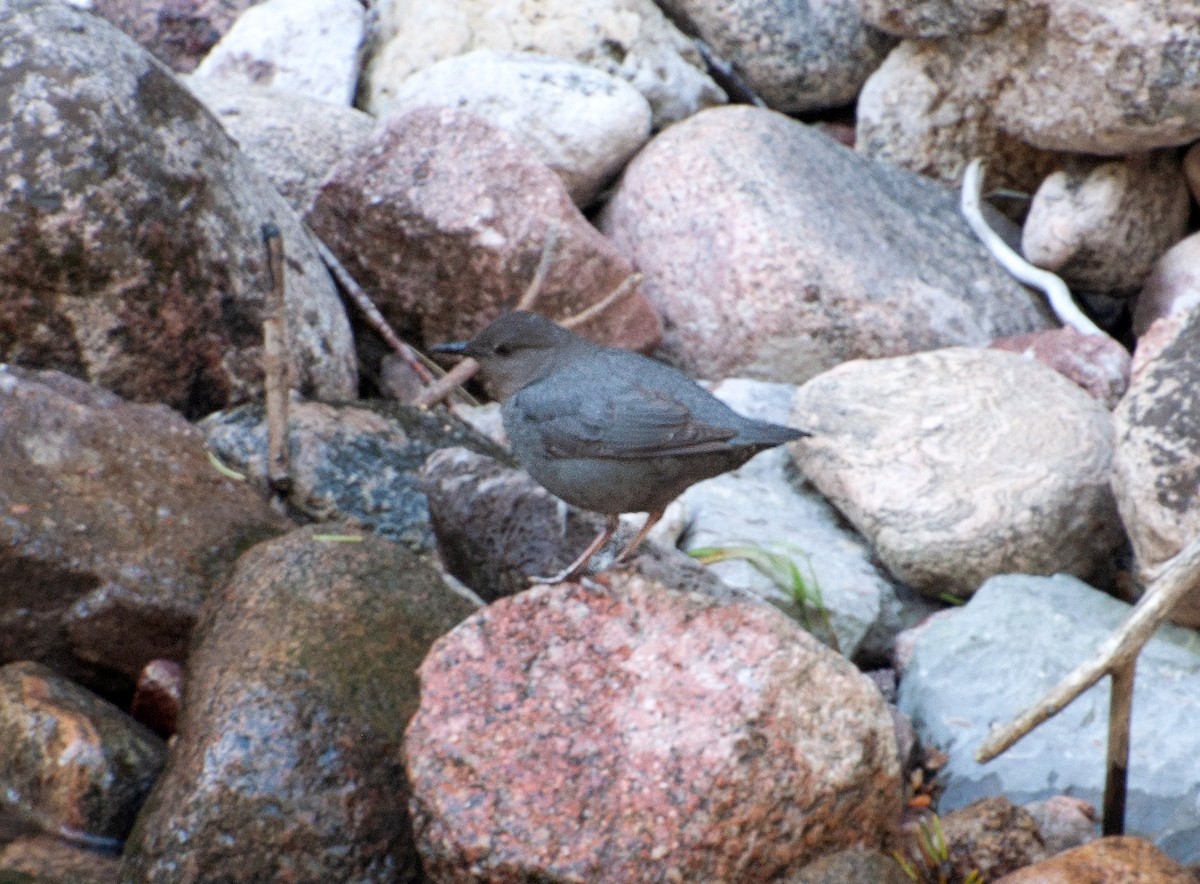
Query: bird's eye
xmin=494 ymin=343 xmax=513 ymax=357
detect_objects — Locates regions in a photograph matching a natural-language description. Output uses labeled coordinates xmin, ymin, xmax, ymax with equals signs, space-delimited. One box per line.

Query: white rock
xmin=192 ymin=0 xmax=365 ymax=105
xmin=388 ymin=50 xmax=651 ymax=206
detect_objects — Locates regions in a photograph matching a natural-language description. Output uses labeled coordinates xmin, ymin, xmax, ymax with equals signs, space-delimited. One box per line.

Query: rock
xmin=0 ymin=367 xmax=291 ymax=691
xmin=0 ymin=836 xmax=122 ymax=884
xmin=307 ymin=106 xmax=662 ymax=352
xmin=0 ymin=0 xmax=357 ymax=417
xmin=387 ymin=50 xmax=650 ymax=207
xmin=788 ymin=847 xmax=909 ymax=884
xmin=1114 ymin=307 xmax=1200 ymax=626
xmin=420 ymin=446 xmax=738 ymax=602
xmin=87 ymin=0 xmax=257 ymax=72
xmin=790 ymin=348 xmax=1121 ymax=598
xmin=989 ymin=327 xmax=1131 ymax=410
xmin=201 ymin=399 xmax=506 ymax=551
xmin=363 ymin=0 xmax=725 ymax=128
xmin=129 ymin=660 xmax=184 ymax=738
xmin=185 ymin=82 xmax=376 ymax=215
xmin=1021 ymin=153 xmax=1190 ymax=296
xmin=0 ymin=661 xmax=166 ymax=844
xmin=898 ymin=573 xmax=1200 ymax=863
xmin=601 ymin=106 xmax=1055 ymax=385
xmin=406 ymin=575 xmax=902 ymax=881
xmin=122 ymin=525 xmax=478 ymax=883
xmin=656 ymin=0 xmax=895 ymax=112
xmin=937 ymin=797 xmax=1048 ymax=881
xmin=656 ymin=379 xmax=938 ymax=664
xmin=994 ymin=836 xmax=1194 ymax=883
xmin=1132 ymin=231 xmax=1200 ymax=338
xmin=1023 ymin=796 xmax=1098 ymax=856
xmin=856 ymin=38 xmax=1062 ymax=197
xmin=190 ymin=0 xmax=365 ymax=105
xmin=856 ymin=0 xmax=1005 ymax=38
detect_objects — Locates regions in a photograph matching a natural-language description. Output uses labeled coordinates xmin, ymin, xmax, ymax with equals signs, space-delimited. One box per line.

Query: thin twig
xmin=311 ymin=233 xmax=436 ymax=385
xmin=960 ymin=159 xmax=1106 ymax=338
xmin=261 ymin=223 xmax=292 ymax=496
xmin=413 ymin=358 xmax=481 ymax=410
xmin=515 ymin=222 xmax=560 ymax=310
xmin=560 ymin=273 xmax=642 ymax=330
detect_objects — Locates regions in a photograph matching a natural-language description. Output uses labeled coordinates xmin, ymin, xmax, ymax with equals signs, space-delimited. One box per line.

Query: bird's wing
xmin=514 ymin=381 xmax=739 ymax=460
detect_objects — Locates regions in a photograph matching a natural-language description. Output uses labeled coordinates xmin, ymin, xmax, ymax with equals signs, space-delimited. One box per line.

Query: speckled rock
xmin=989 ymin=327 xmax=1130 ymax=410
xmin=937 ymin=797 xmax=1047 ymax=882
xmin=363 ymin=0 xmax=725 ymax=128
xmin=790 ymin=348 xmax=1121 ymax=599
xmin=0 ymin=0 xmax=356 ymax=417
xmin=0 ymin=367 xmax=291 ymax=692
xmin=1132 ymin=231 xmax=1200 ymax=338
xmin=88 ymin=0 xmax=258 ymax=72
xmin=856 ymin=38 xmax=1062 ymax=197
xmin=407 ymin=576 xmax=902 ymax=881
xmin=994 ymin=836 xmax=1193 ymax=883
xmin=1021 ymin=153 xmax=1190 ymax=296
xmin=0 ymin=662 xmax=166 ymax=845
xmin=1022 ymin=796 xmax=1098 ymax=855
xmin=788 ymin=847 xmax=909 ymax=883
xmin=656 ymin=0 xmax=895 ymax=112
xmin=0 ymin=836 xmax=122 ymax=884
xmin=184 ymin=83 xmax=376 ymax=215
xmin=1114 ymin=307 xmax=1200 ymax=627
xmin=201 ymin=399 xmax=507 ymax=551
xmin=122 ymin=525 xmax=479 ymax=883
xmin=602 ymin=105 xmax=1054 ymax=384
xmin=856 ymin=0 xmax=1005 ymax=38
xmin=386 ymin=50 xmax=651 ymax=206
xmin=191 ymin=0 xmax=365 ymax=104
xmin=307 ymin=106 xmax=662 ymax=352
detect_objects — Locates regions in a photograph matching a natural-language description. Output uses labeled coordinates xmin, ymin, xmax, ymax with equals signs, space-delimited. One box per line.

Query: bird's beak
xmin=430 ymin=341 xmax=470 ymax=356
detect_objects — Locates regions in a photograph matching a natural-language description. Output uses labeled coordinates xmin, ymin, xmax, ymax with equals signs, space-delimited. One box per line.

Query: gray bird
xmin=432 ymin=311 xmax=810 ymax=583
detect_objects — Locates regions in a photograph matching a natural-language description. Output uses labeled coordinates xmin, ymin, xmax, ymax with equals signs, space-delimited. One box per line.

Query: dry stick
xmin=975 ymin=536 xmax=1200 ymax=833
xmin=311 ymin=234 xmax=437 ymax=386
xmin=560 ymin=273 xmax=642 ymax=330
xmin=960 ymin=158 xmax=1107 ymax=338
xmin=261 ymin=223 xmax=293 ymax=496
xmin=515 ymin=222 xmax=561 ymax=310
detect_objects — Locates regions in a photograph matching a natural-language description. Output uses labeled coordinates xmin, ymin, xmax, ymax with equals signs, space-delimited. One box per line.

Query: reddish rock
xmin=994 ymin=835 xmax=1193 ymax=883
xmin=601 ymin=105 xmax=1053 ymax=384
xmin=89 ymin=0 xmax=259 ymax=72
xmin=407 ymin=575 xmax=902 ymax=881
xmin=1133 ymin=232 xmax=1200 ymax=337
xmin=0 ymin=836 xmax=122 ymax=883
xmin=0 ymin=661 xmax=166 ymax=844
xmin=990 ymin=327 xmax=1131 ymax=410
xmin=0 ymin=367 xmax=291 ymax=691
xmin=130 ymin=660 xmax=184 ymax=737
xmin=0 ymin=1 xmax=356 ymax=418
xmin=307 ymin=106 xmax=662 ymax=353
xmin=937 ymin=797 xmax=1047 ymax=881
xmin=1023 ymin=796 xmax=1098 ymax=856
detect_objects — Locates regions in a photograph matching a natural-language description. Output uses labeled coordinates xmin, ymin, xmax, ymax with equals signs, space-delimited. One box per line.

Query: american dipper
xmin=432 ymin=311 xmax=810 ymax=582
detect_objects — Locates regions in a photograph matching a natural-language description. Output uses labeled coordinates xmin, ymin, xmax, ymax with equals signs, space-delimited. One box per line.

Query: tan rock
xmin=0 ymin=836 xmax=122 ymax=884
xmin=407 ymin=575 xmax=902 ymax=881
xmin=856 ymin=0 xmax=1005 ymax=38
xmin=994 ymin=835 xmax=1193 ymax=883
xmin=307 ymin=106 xmax=662 ymax=352
xmin=791 ymin=348 xmax=1121 ymax=599
xmin=937 ymin=797 xmax=1047 ymax=881
xmin=1132 ymin=232 xmax=1200 ymax=338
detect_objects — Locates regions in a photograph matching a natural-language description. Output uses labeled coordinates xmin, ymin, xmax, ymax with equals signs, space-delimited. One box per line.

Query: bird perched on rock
xmin=432 ymin=311 xmax=809 ymax=583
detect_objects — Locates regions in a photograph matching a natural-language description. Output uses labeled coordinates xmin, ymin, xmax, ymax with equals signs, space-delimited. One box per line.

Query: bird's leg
xmin=529 ymin=513 xmax=621 ymax=584
xmin=613 ymin=510 xmax=664 ymax=564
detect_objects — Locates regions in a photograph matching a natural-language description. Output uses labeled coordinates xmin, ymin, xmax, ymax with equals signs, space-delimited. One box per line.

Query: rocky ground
xmin=3 ymin=0 xmax=1200 ymax=881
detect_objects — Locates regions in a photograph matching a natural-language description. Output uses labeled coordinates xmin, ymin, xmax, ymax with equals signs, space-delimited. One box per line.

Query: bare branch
xmin=413 ymin=357 xmax=480 ymax=410
xmin=960 ymin=159 xmax=1107 ymax=338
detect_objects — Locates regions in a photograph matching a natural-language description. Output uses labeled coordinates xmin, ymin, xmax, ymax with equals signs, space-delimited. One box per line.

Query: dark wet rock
xmin=201 ymin=400 xmax=507 ymax=551
xmin=129 ymin=660 xmax=184 ymax=738
xmin=938 ymin=797 xmax=1048 ymax=881
xmin=122 ymin=524 xmax=478 ymax=883
xmin=407 ymin=574 xmax=902 ymax=881
xmin=990 ymin=327 xmax=1131 ymax=410
xmin=306 ymin=106 xmax=663 ymax=354
xmin=0 ymin=836 xmax=122 ymax=884
xmin=89 ymin=0 xmax=259 ymax=72
xmin=0 ymin=661 xmax=166 ymax=845
xmin=0 ymin=0 xmax=356 ymax=418
xmin=0 ymin=367 xmax=291 ymax=693
xmin=994 ymin=835 xmax=1193 ymax=883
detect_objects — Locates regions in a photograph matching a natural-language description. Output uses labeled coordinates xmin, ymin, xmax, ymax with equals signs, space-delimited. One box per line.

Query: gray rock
xmin=122 ymin=525 xmax=478 ymax=882
xmin=0 ymin=0 xmax=357 ymax=417
xmin=387 ymin=50 xmax=651 ymax=207
xmin=898 ymin=573 xmax=1200 ymax=863
xmin=790 ymin=348 xmax=1122 ymax=599
xmin=601 ymin=106 xmax=1056 ymax=385
xmin=856 ymin=0 xmax=1005 ymax=38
